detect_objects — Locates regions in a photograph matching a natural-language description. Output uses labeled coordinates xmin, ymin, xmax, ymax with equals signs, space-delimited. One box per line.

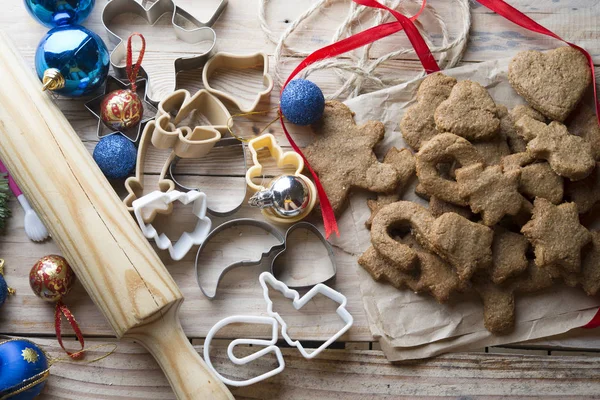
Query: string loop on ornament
xmin=55 ymin=300 xmax=85 ymax=359
xmin=126 ymin=33 xmax=146 ymax=92
xmin=227 ymin=107 xmax=281 ymax=143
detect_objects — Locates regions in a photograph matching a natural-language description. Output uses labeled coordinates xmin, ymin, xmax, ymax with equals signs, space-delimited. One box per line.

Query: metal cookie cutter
xmin=164 ymin=137 xmax=248 ymax=217
xmin=102 ymin=0 xmax=227 ymax=104
xmin=195 ymin=219 xmax=336 ymax=299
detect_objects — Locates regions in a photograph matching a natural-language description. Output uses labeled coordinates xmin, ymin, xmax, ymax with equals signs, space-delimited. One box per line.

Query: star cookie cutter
xmin=246 ymin=134 xmax=317 ymax=223
xmin=202 ymin=52 xmax=274 ymax=113
xmin=153 ymin=89 xmax=232 ymax=158
xmin=132 ymin=190 xmax=212 ymax=261
xmin=195 ymin=219 xmax=336 ymax=299
xmin=102 ymin=0 xmax=227 ymax=104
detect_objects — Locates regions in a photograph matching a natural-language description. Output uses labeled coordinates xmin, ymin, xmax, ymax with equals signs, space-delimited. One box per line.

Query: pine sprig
xmin=0 ymin=173 xmax=11 ymax=230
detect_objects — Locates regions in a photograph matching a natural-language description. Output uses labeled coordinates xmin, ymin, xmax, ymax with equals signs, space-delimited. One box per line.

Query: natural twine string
xmin=259 ymin=0 xmax=471 ymax=98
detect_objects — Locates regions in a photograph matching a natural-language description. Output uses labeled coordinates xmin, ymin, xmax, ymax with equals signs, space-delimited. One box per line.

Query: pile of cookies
xmin=356 ymin=47 xmax=600 ymax=334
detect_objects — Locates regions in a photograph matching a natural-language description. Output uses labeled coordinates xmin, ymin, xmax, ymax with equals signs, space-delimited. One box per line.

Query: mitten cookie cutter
xmin=132 ymin=190 xmax=212 ymax=261
xmin=164 ymin=137 xmax=248 ymax=217
xmin=204 ymin=272 xmax=352 ymax=387
xmin=202 ymin=52 xmax=274 ymax=113
xmin=102 ymin=0 xmax=227 ymax=104
xmin=246 ymin=134 xmax=317 ymax=223
xmin=195 ymin=219 xmax=336 ymax=299
xmin=153 ymin=89 xmax=231 ymax=158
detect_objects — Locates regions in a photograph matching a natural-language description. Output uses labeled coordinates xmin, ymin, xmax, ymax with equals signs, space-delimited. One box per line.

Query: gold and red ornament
xmin=100 ymin=33 xmax=146 ymax=132
xmin=29 ymin=255 xmax=85 ymax=359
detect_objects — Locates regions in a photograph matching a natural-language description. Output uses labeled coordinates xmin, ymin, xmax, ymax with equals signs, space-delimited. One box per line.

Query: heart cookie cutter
xmin=202 ymin=52 xmax=274 ymax=113
xmin=132 ymin=190 xmax=212 ymax=261
xmin=195 ymin=219 xmax=336 ymax=299
xmin=246 ymin=134 xmax=317 ymax=223
xmin=102 ymin=0 xmax=227 ymax=104
xmin=153 ymin=89 xmax=231 ymax=158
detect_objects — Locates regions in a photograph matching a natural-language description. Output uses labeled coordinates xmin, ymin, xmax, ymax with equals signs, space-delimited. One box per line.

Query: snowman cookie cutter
xmin=246 ymin=134 xmax=317 ymax=223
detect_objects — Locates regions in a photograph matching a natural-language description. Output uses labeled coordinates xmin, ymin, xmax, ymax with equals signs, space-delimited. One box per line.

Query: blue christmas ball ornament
xmin=0 ymin=339 xmax=49 ymax=400
xmin=280 ymin=79 xmax=325 ymax=126
xmin=93 ymin=135 xmax=137 ymax=180
xmin=0 ymin=275 xmax=7 ymax=307
xmin=35 ymin=25 xmax=109 ymax=97
xmin=24 ymin=0 xmax=95 ymax=28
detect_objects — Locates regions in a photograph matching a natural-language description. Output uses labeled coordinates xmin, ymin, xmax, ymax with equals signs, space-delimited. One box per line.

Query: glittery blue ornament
xmin=280 ymin=79 xmax=325 ymax=126
xmin=93 ymin=135 xmax=137 ymax=180
xmin=0 ymin=339 xmax=48 ymax=400
xmin=35 ymin=25 xmax=109 ymax=97
xmin=0 ymin=275 xmax=7 ymax=307
xmin=24 ymin=0 xmax=95 ymax=28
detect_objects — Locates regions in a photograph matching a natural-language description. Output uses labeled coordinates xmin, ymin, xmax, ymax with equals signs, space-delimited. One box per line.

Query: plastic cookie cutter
xmin=132 ymin=190 xmax=212 ymax=261
xmin=102 ymin=0 xmax=227 ymax=104
xmin=202 ymin=52 xmax=274 ymax=113
xmin=246 ymin=134 xmax=317 ymax=223
xmin=203 ymin=272 xmax=353 ymax=387
xmin=195 ymin=219 xmax=337 ymax=299
xmin=164 ymin=137 xmax=248 ymax=217
xmin=152 ymin=89 xmax=231 ymax=159
xmin=203 ymin=315 xmax=284 ymax=387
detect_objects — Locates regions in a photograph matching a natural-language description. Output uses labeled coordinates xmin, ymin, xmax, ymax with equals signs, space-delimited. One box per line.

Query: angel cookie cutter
xmin=203 ymin=52 xmax=274 ymax=113
xmin=246 ymin=134 xmax=317 ymax=223
xmin=132 ymin=190 xmax=212 ymax=261
xmin=102 ymin=0 xmax=227 ymax=103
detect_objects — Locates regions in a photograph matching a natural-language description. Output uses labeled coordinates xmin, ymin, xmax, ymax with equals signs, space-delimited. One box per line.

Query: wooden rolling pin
xmin=0 ymin=32 xmax=233 ymax=400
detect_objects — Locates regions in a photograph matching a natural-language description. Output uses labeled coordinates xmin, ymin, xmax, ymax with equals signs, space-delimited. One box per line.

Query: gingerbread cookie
xmin=515 ymin=116 xmax=595 ymax=180
xmin=473 ymin=139 xmax=511 ymax=166
xmin=564 ymin=163 xmax=600 ymax=214
xmin=508 ymin=47 xmax=592 ymax=122
xmin=567 ymin=103 xmax=600 ymax=160
xmin=434 ymin=80 xmax=500 ymax=141
xmin=502 ymin=152 xmax=564 ymax=204
xmin=579 ymin=231 xmax=600 ymax=296
xmin=499 ymin=104 xmax=546 ymax=153
xmin=304 ymin=101 xmax=403 ymax=214
xmin=400 ymin=72 xmax=457 ymax=150
xmin=521 ymin=198 xmax=591 ymax=274
xmin=456 ymin=163 xmax=525 ymax=226
xmin=429 ymin=196 xmax=473 ymax=220
xmin=490 ymin=226 xmax=529 ymax=284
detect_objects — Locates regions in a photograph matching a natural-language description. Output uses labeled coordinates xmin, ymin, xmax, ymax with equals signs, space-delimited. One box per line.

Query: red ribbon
xmin=280 ymin=0 xmax=439 ymax=238
xmin=476 ymin=0 xmax=600 ymax=127
xmin=55 ymin=301 xmax=85 ymax=359
xmin=126 ymin=33 xmax=146 ymax=92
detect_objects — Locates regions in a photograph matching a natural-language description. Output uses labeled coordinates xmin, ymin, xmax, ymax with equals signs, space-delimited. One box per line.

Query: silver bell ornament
xmin=249 ymin=175 xmax=311 ymax=218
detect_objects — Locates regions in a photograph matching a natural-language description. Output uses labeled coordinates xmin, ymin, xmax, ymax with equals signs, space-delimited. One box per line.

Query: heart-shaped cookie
xmin=508 ymin=47 xmax=592 ymax=122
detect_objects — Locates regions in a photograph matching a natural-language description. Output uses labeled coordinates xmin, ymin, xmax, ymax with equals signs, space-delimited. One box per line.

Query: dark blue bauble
xmin=24 ymin=0 xmax=95 ymax=28
xmin=93 ymin=135 xmax=137 ymax=180
xmin=280 ymin=79 xmax=325 ymax=126
xmin=0 ymin=339 xmax=48 ymax=400
xmin=0 ymin=275 xmax=7 ymax=307
xmin=35 ymin=25 xmax=109 ymax=97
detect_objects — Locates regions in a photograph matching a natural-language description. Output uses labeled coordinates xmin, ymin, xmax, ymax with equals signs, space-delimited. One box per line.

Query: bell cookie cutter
xmin=204 ymin=272 xmax=353 ymax=387
xmin=195 ymin=219 xmax=336 ymax=299
xmin=153 ymin=89 xmax=232 ymax=158
xmin=102 ymin=0 xmax=227 ymax=104
xmin=246 ymin=134 xmax=317 ymax=223
xmin=132 ymin=190 xmax=212 ymax=261
xmin=202 ymin=52 xmax=274 ymax=113
xmin=164 ymin=137 xmax=248 ymax=217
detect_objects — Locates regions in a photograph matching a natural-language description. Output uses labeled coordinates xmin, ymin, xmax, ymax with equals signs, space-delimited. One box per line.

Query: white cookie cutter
xmin=132 ymin=190 xmax=211 ymax=260
xmin=204 ymin=272 xmax=353 ymax=387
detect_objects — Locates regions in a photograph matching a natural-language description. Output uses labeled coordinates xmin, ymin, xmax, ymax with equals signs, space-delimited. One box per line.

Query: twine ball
xmin=280 ymin=79 xmax=325 ymax=126
xmin=93 ymin=135 xmax=137 ymax=180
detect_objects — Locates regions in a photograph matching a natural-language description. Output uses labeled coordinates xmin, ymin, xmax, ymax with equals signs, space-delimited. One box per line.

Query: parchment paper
xmin=328 ymin=56 xmax=600 ymax=361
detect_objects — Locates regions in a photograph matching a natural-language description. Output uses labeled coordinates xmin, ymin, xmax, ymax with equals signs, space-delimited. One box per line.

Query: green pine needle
xmin=0 ymin=173 xmax=10 ymax=231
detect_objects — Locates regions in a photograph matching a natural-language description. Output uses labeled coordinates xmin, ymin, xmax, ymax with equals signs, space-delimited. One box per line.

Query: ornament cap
xmin=41 ymin=68 xmax=65 ymax=92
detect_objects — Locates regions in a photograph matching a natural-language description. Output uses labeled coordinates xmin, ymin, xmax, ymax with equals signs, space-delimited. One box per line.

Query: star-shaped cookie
xmin=522 ymin=198 xmax=592 ymax=273
xmin=304 ymin=101 xmax=403 ymax=214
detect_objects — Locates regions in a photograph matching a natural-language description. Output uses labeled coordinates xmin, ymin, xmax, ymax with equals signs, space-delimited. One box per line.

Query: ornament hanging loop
xmin=126 ymin=33 xmax=146 ymax=92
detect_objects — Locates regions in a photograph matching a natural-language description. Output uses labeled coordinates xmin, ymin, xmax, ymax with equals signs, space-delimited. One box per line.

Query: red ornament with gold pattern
xmin=100 ymin=33 xmax=146 ymax=132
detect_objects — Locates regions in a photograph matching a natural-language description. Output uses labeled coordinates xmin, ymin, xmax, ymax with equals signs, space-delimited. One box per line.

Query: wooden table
xmin=1 ymin=0 xmax=600 ymax=398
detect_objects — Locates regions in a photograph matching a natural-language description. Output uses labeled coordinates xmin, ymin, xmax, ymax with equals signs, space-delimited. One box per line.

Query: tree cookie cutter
xmin=204 ymin=272 xmax=353 ymax=387
xmin=246 ymin=134 xmax=317 ymax=223
xmin=164 ymin=137 xmax=248 ymax=217
xmin=153 ymin=89 xmax=231 ymax=158
xmin=195 ymin=219 xmax=336 ymax=299
xmin=132 ymin=190 xmax=212 ymax=261
xmin=102 ymin=0 xmax=228 ymax=104
xmin=202 ymin=52 xmax=274 ymax=113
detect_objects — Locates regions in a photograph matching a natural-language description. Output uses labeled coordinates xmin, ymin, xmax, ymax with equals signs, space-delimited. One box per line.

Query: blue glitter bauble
xmin=25 ymin=0 xmax=95 ymax=28
xmin=0 ymin=339 xmax=48 ymax=400
xmin=35 ymin=25 xmax=109 ymax=97
xmin=280 ymin=79 xmax=325 ymax=126
xmin=93 ymin=135 xmax=137 ymax=180
xmin=0 ymin=275 xmax=7 ymax=307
